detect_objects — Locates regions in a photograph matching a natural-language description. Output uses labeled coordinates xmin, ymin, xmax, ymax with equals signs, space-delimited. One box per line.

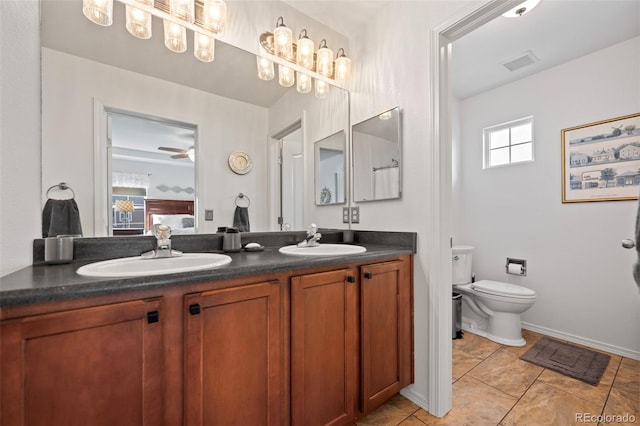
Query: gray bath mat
xmin=520 ymin=337 xmax=610 ymax=386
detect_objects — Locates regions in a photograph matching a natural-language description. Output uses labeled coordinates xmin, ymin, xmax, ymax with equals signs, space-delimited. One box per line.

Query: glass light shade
xmin=278 ymin=65 xmax=295 ymax=87
xmin=163 ymin=20 xmax=187 ymax=53
xmin=125 ymin=3 xmax=152 ymax=39
xmin=316 ymin=42 xmax=334 ymax=77
xmin=256 ymin=57 xmax=275 ymax=81
xmin=274 ymin=22 xmax=293 ymax=60
xmin=169 ymin=0 xmax=194 ymax=23
xmin=296 ymin=72 xmax=312 ymax=94
xmin=335 ymin=54 xmax=351 ymax=82
xmin=296 ymin=34 xmax=314 ymax=69
xmin=203 ymin=0 xmax=227 ymax=34
xmin=194 ymin=33 xmax=215 ymax=62
xmin=82 ymin=0 xmax=113 ymax=26
xmin=314 ymin=79 xmax=329 ymax=99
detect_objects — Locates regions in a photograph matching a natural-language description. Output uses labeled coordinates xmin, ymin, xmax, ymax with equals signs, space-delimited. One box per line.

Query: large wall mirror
xmin=40 ymin=0 xmax=349 ymax=236
xmin=352 ymin=107 xmax=401 ymax=202
xmin=314 ymin=131 xmax=346 ymax=205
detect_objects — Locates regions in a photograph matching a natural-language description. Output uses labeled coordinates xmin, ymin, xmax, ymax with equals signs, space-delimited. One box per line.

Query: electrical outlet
xmin=350 ymin=207 xmax=360 ymax=224
xmin=204 ymin=209 xmax=214 ymax=221
xmin=342 ymin=207 xmax=350 ymax=223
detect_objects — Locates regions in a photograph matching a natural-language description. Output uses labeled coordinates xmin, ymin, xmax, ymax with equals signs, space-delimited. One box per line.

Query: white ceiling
xmin=285 ymin=0 xmax=640 ymax=99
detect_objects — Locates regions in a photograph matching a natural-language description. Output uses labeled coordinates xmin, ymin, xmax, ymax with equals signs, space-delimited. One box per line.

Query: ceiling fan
xmin=158 ymin=146 xmax=195 ymax=161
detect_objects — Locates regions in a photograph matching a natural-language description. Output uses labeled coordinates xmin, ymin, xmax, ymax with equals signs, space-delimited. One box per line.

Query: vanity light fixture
xmin=169 ymin=0 xmax=195 ymax=23
xmin=314 ymin=79 xmax=329 ymax=99
xmin=257 ymin=22 xmax=351 ymax=96
xmin=203 ymin=0 xmax=227 ymax=33
xmin=125 ymin=0 xmax=153 ymax=39
xmin=316 ymin=39 xmax=333 ymax=78
xmin=83 ymin=0 xmax=113 ymax=26
xmin=194 ymin=32 xmax=215 ymax=62
xmin=82 ymin=0 xmax=227 ymax=63
xmin=334 ymin=48 xmax=351 ymax=82
xmin=296 ymin=29 xmax=314 ymax=70
xmin=257 ymin=56 xmax=275 ymax=81
xmin=164 ymin=19 xmax=187 ymax=53
xmin=278 ymin=65 xmax=295 ymax=88
xmin=296 ymin=72 xmax=312 ymax=94
xmin=502 ymin=0 xmax=541 ymax=17
xmin=273 ymin=17 xmax=294 ymax=60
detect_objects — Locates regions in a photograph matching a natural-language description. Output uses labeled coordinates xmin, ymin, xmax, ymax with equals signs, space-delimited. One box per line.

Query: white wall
xmin=0 ymin=1 xmax=41 ymax=276
xmin=348 ymin=0 xmax=476 ymax=413
xmin=42 ymin=48 xmax=269 ymax=235
xmin=112 ymin=159 xmax=195 ymax=201
xmin=268 ymin=84 xmax=349 ymax=230
xmin=455 ymin=37 xmax=640 ymax=358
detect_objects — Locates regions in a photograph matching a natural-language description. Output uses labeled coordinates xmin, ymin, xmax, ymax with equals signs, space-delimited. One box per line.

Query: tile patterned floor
xmin=357 ymin=329 xmax=639 ymax=425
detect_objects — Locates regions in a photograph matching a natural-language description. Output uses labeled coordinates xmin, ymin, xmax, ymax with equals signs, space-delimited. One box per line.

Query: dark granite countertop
xmin=0 ymin=230 xmax=416 ymax=308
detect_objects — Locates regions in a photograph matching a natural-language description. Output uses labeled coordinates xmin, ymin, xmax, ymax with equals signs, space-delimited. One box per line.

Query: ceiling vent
xmin=502 ymin=50 xmax=539 ymax=72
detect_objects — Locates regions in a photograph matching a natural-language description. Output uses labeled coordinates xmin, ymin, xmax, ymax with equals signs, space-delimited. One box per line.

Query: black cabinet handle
xmin=147 ymin=310 xmax=159 ymax=324
xmin=364 ymin=272 xmax=373 ymax=280
xmin=347 ymin=275 xmax=355 ymax=283
xmin=189 ymin=304 xmax=201 ymax=315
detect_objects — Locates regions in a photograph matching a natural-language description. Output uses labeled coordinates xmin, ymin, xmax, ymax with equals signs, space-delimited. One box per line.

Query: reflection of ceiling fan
xmin=158 ymin=146 xmax=195 ymax=161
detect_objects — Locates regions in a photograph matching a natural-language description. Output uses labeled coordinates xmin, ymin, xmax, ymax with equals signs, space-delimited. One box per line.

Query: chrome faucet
xmin=142 ymin=224 xmax=183 ymax=258
xmin=297 ymin=223 xmax=322 ymax=247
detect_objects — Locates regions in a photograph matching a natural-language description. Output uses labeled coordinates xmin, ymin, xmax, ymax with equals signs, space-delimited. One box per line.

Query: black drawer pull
xmin=147 ymin=311 xmax=159 ymax=324
xmin=347 ymin=276 xmax=355 ymax=283
xmin=364 ymin=272 xmax=373 ymax=280
xmin=189 ymin=304 xmax=201 ymax=315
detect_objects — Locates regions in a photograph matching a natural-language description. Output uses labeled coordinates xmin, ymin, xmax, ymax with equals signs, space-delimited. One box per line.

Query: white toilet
xmin=452 ymin=245 xmax=536 ymax=347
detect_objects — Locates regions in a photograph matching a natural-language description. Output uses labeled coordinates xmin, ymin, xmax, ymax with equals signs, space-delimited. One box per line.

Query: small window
xmin=483 ymin=117 xmax=534 ymax=168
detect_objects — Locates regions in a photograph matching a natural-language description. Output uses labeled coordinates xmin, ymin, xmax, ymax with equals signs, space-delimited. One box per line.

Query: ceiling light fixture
xmin=257 ymin=18 xmax=351 ymax=97
xmin=502 ymin=0 xmax=541 ymax=18
xmin=82 ymin=0 xmax=227 ymax=63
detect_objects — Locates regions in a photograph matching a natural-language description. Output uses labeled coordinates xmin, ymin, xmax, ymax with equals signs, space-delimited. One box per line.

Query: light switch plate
xmin=351 ymin=207 xmax=360 ymax=224
xmin=342 ymin=207 xmax=350 ymax=223
xmin=204 ymin=209 xmax=214 ymax=221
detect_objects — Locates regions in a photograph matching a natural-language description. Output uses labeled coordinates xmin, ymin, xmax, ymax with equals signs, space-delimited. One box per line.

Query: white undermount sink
xmin=76 ymin=253 xmax=232 ymax=278
xmin=278 ymin=244 xmax=367 ymax=257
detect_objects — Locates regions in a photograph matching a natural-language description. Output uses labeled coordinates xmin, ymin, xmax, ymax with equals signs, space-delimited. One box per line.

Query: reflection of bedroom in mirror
xmin=314 ymin=131 xmax=346 ymax=205
xmin=352 ymin=108 xmax=401 ymax=202
xmin=108 ymin=111 xmax=196 ymax=236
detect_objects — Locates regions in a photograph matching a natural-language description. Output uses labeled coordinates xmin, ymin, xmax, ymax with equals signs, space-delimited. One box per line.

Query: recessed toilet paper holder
xmin=506 ymin=258 xmax=527 ymax=276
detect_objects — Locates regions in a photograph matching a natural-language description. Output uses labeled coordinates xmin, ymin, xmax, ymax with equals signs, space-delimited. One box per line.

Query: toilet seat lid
xmin=471 ymin=280 xmax=536 ymax=298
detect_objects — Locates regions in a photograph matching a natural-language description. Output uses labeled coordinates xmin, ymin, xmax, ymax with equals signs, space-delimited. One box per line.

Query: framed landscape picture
xmin=562 ymin=113 xmax=640 ymax=203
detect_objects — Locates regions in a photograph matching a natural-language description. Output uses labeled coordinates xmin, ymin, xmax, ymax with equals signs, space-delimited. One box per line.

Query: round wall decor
xmin=228 ymin=151 xmax=253 ymax=175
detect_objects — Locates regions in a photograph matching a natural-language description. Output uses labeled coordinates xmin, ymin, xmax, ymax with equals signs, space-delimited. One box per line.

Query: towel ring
xmin=46 ymin=182 xmax=75 ymax=200
xmin=235 ymin=193 xmax=250 ymax=208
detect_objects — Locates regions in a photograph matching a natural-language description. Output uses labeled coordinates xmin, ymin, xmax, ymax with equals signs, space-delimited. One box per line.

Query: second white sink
xmin=279 ymin=244 xmax=367 ymax=257
xmin=76 ymin=253 xmax=232 ymax=278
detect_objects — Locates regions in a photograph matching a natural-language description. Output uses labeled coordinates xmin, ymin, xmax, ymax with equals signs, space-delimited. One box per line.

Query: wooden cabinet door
xmin=0 ymin=298 xmax=163 ymax=426
xmin=184 ymin=281 xmax=281 ymax=426
xmin=361 ymin=259 xmax=412 ymax=413
xmin=291 ymin=269 xmax=357 ymax=426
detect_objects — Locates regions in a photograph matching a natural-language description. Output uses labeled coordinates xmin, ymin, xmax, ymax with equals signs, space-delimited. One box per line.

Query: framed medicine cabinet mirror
xmin=314 ymin=130 xmax=346 ymax=205
xmin=352 ymin=107 xmax=401 ymax=202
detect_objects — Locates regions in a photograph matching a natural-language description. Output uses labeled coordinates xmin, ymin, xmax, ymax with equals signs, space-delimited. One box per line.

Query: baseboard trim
xmin=400 ymin=386 xmax=428 ymax=414
xmin=522 ymin=322 xmax=640 ymax=361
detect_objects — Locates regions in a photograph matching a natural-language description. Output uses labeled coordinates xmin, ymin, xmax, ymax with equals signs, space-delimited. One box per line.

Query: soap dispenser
xmin=223 ymin=227 xmax=242 ymax=252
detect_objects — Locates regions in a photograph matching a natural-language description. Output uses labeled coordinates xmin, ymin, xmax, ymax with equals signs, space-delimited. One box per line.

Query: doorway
xmin=95 ymin=104 xmax=197 ymax=236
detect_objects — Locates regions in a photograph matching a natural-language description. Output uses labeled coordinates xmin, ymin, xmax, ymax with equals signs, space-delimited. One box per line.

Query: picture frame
xmin=561 ymin=113 xmax=640 ymax=203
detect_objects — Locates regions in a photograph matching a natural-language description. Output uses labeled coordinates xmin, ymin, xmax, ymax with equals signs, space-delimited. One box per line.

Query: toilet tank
xmin=452 ymin=245 xmax=474 ymax=285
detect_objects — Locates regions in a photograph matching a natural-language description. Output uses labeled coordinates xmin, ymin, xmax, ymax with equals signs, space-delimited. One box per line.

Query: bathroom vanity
xmin=0 ymin=230 xmax=415 ymax=425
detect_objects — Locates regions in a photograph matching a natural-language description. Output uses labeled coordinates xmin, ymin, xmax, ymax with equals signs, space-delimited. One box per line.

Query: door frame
xmin=426 ymin=0 xmax=522 ymax=417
